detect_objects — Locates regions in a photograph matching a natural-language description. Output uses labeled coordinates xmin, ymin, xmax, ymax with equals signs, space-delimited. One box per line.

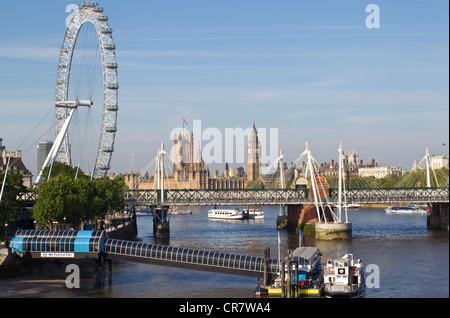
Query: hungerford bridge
xmin=18 ymin=143 xmax=449 ymax=206
xmin=17 ymin=186 xmax=449 ymax=206
xmin=120 ymin=143 xmax=450 ymax=206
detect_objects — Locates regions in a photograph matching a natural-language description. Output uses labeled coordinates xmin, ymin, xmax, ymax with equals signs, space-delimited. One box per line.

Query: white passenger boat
xmin=385 ymin=204 xmax=430 ymax=215
xmin=208 ymin=209 xmax=245 ymax=220
xmin=169 ymin=206 xmax=192 ymax=215
xmin=332 ymin=203 xmax=360 ymax=209
xmin=248 ymin=208 xmax=264 ymax=219
xmin=323 ymin=253 xmax=364 ymax=298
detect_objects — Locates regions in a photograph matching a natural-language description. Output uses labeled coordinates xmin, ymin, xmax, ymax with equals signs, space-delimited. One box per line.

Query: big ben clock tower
xmin=247 ymin=121 xmax=261 ymax=182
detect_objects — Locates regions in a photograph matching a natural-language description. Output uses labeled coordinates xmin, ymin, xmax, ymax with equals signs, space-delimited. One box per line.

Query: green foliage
xmin=246 ymin=180 xmax=262 ymax=189
xmin=325 ymin=167 xmax=449 ymax=189
xmin=33 ymin=173 xmax=125 ymax=230
xmin=40 ymin=161 xmax=88 ymax=182
xmin=0 ymin=170 xmax=26 ymax=236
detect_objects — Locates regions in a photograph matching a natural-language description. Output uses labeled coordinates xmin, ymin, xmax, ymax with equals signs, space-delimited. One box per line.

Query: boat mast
xmin=338 ymin=142 xmax=343 ymax=222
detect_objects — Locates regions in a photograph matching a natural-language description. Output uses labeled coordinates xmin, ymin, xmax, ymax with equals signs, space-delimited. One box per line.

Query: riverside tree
xmin=0 ymin=170 xmax=26 ymax=237
xmin=33 ymin=163 xmax=125 ymax=229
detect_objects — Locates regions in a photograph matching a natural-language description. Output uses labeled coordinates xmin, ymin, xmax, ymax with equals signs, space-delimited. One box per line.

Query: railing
xmin=18 ymin=187 xmax=449 ymax=206
xmin=329 ymin=187 xmax=449 ymax=203
xmin=103 ymin=238 xmax=280 ymax=277
xmin=124 ymin=188 xmax=309 ymax=205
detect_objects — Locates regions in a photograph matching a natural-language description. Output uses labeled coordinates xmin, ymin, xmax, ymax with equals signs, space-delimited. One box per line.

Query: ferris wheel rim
xmin=54 ymin=2 xmax=118 ymax=179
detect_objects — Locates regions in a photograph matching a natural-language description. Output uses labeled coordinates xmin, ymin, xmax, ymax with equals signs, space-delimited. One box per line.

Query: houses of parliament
xmin=125 ymin=122 xmax=261 ymax=190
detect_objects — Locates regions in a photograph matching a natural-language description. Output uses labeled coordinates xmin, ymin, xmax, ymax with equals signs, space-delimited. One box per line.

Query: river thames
xmin=42 ymin=206 xmax=448 ymax=298
xmin=43 ymin=206 xmax=449 ymax=298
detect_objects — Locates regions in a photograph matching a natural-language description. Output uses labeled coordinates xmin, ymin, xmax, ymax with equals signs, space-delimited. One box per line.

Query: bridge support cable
xmin=294 ymin=143 xmax=338 ymax=223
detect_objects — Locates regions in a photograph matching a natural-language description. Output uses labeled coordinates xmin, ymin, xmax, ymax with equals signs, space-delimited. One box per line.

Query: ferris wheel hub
xmin=55 ymin=99 xmax=93 ymax=109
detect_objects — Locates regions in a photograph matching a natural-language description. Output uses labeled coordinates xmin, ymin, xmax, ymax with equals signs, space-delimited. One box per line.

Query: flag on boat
xmin=183 ymin=117 xmax=188 ymax=126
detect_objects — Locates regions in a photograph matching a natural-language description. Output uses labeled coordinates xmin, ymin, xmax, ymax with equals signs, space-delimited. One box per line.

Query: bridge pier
xmin=428 ymin=202 xmax=449 ymax=231
xmin=153 ymin=205 xmax=170 ymax=241
xmin=281 ymin=204 xmax=351 ymax=240
xmin=94 ymin=254 xmax=112 ymax=286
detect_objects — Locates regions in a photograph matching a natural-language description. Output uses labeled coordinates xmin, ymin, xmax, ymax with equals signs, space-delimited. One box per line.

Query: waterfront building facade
xmin=431 ymin=155 xmax=449 ymax=169
xmin=0 ymin=139 xmax=33 ymax=188
xmin=358 ymin=166 xmax=402 ymax=179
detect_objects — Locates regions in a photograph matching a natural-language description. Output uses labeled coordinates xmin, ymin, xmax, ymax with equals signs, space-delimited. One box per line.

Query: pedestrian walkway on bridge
xmin=10 ymin=230 xmax=285 ymax=278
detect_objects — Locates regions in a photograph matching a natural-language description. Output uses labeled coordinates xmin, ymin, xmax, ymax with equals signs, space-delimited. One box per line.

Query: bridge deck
xmin=103 ymin=238 xmax=279 ymax=278
xmin=18 ymin=187 xmax=449 ymax=206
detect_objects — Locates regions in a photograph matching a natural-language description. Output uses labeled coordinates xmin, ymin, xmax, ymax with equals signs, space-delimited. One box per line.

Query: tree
xmin=33 ymin=174 xmax=125 ymax=230
xmin=0 ymin=170 xmax=26 ymax=236
xmin=40 ymin=161 xmax=88 ymax=182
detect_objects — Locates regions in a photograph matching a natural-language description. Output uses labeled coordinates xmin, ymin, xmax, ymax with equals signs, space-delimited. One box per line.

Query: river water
xmin=51 ymin=206 xmax=448 ymax=298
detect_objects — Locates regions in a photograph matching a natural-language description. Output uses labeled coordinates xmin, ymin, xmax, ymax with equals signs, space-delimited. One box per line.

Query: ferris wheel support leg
xmin=34 ymin=108 xmax=76 ymax=186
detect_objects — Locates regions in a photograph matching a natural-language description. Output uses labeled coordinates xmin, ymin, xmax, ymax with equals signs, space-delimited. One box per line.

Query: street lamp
xmin=4 ymin=222 xmax=8 ymax=248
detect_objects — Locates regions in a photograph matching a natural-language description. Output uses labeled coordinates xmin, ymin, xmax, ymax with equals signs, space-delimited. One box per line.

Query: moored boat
xmin=266 ymin=246 xmax=323 ymax=297
xmin=208 ymin=208 xmax=245 ymax=220
xmin=248 ymin=208 xmax=264 ymax=219
xmin=332 ymin=203 xmax=360 ymax=209
xmin=385 ymin=204 xmax=430 ymax=214
xmin=169 ymin=206 xmax=192 ymax=215
xmin=255 ymin=284 xmax=269 ymax=296
xmin=323 ymin=253 xmax=364 ymax=298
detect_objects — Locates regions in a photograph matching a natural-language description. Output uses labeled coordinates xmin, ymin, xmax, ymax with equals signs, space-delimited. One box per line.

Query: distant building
xmin=431 ymin=155 xmax=449 ymax=169
xmin=125 ymin=122 xmax=260 ymax=190
xmin=37 ymin=141 xmax=53 ymax=175
xmin=358 ymin=166 xmax=402 ymax=179
xmin=0 ymin=140 xmax=33 ymax=188
xmin=321 ymin=150 xmax=377 ymax=180
xmin=247 ymin=121 xmax=261 ymax=182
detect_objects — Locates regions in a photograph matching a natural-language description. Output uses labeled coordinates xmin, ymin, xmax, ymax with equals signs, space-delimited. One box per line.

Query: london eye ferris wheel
xmin=36 ymin=1 xmax=119 ymax=183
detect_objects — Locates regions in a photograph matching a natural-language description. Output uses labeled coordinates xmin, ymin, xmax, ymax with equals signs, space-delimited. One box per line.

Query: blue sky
xmin=0 ymin=0 xmax=448 ymax=177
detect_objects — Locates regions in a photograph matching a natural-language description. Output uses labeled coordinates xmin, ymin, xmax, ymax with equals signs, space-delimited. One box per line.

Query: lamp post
xmin=4 ymin=222 xmax=8 ymax=248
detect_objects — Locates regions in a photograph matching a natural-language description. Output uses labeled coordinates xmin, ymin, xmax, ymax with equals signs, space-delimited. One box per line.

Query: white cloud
xmin=0 ymin=43 xmax=59 ymax=61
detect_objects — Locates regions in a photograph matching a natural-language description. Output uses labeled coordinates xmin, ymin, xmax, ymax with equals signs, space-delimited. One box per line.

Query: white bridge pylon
xmin=293 ymin=142 xmax=349 ymax=224
xmin=421 ymin=148 xmax=440 ymax=188
xmin=263 ymin=149 xmax=285 ymax=189
xmin=34 ymin=100 xmax=93 ymax=186
xmin=137 ymin=142 xmax=176 ymax=203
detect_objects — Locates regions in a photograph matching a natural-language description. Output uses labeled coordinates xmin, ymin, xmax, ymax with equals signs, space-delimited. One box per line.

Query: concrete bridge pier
xmin=280 ymin=204 xmax=352 ymax=240
xmin=153 ymin=205 xmax=170 ymax=240
xmin=428 ymin=202 xmax=449 ymax=231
